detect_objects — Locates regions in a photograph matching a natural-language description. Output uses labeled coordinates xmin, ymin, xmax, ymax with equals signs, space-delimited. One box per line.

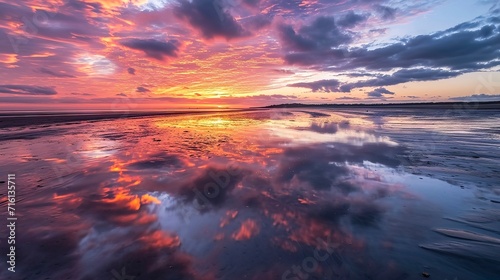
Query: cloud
xmin=63 ymin=0 xmax=103 ymax=13
xmin=288 ymin=79 xmax=341 ymax=92
xmin=38 ymin=67 xmax=76 ymax=78
xmin=367 ymin=87 xmax=395 ymax=98
xmin=174 ymin=0 xmax=249 ymax=40
xmin=343 ymin=72 xmax=379 ymax=78
xmin=0 ymin=85 xmax=57 ymax=95
xmin=282 ymin=16 xmax=500 ymax=92
xmin=116 ymin=93 xmax=127 ymax=97
xmin=337 ymin=11 xmax=370 ymax=28
xmin=375 ymin=5 xmax=397 ymax=20
xmin=290 ymin=68 xmax=462 ymax=93
xmin=340 ymin=68 xmax=461 ymax=92
xmin=449 ymin=94 xmax=500 ymax=101
xmin=336 ymin=96 xmax=360 ymax=100
xmin=279 ymin=16 xmax=352 ymax=52
xmin=1 ymin=0 xmax=497 ymax=108
xmin=243 ymin=14 xmax=273 ymax=31
xmin=21 ymin=9 xmax=109 ymax=48
xmin=70 ymin=92 xmax=94 ymax=96
xmin=136 ymin=86 xmax=150 ymax=93
xmin=278 ymin=15 xmax=354 ymax=67
xmin=285 ymin=19 xmax=500 ymax=71
xmin=369 ymin=28 xmax=388 ymax=36
xmin=0 ymin=1 xmax=111 ymax=85
xmin=121 ymin=38 xmax=180 ymax=61
xmin=76 ymin=54 xmax=116 ymax=75
xmin=273 ymin=69 xmax=295 ymax=74
xmin=241 ymin=0 xmax=261 ymax=8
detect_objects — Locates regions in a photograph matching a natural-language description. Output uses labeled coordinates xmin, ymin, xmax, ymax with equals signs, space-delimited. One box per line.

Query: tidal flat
xmin=0 ymin=107 xmax=499 ymax=280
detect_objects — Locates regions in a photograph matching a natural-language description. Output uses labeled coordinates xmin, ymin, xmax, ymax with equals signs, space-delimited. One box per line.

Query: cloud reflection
xmin=1 ymin=109 xmax=498 ymax=279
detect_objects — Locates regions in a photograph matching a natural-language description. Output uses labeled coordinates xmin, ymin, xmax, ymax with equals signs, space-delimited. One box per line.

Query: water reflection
xmin=0 ymin=109 xmax=499 ymax=279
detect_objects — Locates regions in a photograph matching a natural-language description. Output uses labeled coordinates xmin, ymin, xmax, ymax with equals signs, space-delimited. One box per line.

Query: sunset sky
xmin=0 ymin=0 xmax=499 ymax=110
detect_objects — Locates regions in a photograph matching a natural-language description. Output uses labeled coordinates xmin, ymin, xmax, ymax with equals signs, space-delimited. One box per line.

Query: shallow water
xmin=0 ymin=108 xmax=499 ymax=280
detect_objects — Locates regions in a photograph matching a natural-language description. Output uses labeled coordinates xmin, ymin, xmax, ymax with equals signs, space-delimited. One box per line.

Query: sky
xmin=0 ymin=0 xmax=499 ymax=110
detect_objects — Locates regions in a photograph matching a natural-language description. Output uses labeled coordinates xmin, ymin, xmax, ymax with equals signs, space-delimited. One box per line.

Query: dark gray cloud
xmin=38 ymin=67 xmax=76 ymax=78
xmin=340 ymin=68 xmax=461 ymax=92
xmin=344 ymin=72 xmax=379 ymax=77
xmin=367 ymin=87 xmax=395 ymax=98
xmin=121 ymin=38 xmax=180 ymax=61
xmin=337 ymin=11 xmax=370 ymax=28
xmin=28 ymin=11 xmax=108 ymax=48
xmin=136 ymin=86 xmax=150 ymax=93
xmin=449 ymin=94 xmax=500 ymax=101
xmin=285 ymin=19 xmax=500 ymax=71
xmin=375 ymin=5 xmax=397 ymax=20
xmin=0 ymin=85 xmax=57 ymax=95
xmin=288 ymin=79 xmax=341 ymax=92
xmin=291 ymin=68 xmax=461 ymax=93
xmin=127 ymin=67 xmax=136 ymax=75
xmin=279 ymin=16 xmax=352 ymax=52
xmin=369 ymin=28 xmax=388 ymax=35
xmin=0 ymin=2 xmax=32 ymax=27
xmin=284 ymin=16 xmax=500 ymax=92
xmin=241 ymin=0 xmax=261 ymax=7
xmin=242 ymin=14 xmax=273 ymax=31
xmin=174 ymin=0 xmax=249 ymax=40
xmin=63 ymin=0 xmax=103 ymax=13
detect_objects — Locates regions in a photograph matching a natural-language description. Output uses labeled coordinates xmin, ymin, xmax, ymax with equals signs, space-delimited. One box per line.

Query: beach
xmin=0 ymin=107 xmax=499 ymax=279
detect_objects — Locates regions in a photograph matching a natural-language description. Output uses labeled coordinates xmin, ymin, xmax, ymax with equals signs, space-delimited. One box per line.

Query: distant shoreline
xmin=1 ymin=101 xmax=499 ymax=129
xmin=258 ymin=100 xmax=500 ymax=109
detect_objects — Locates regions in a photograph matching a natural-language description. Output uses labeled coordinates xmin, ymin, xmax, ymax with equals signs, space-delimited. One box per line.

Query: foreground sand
xmin=0 ymin=108 xmax=499 ymax=279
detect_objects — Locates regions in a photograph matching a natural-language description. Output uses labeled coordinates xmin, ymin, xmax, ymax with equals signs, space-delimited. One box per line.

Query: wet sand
xmin=0 ymin=109 xmax=250 ymax=129
xmin=0 ymin=108 xmax=499 ymax=280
